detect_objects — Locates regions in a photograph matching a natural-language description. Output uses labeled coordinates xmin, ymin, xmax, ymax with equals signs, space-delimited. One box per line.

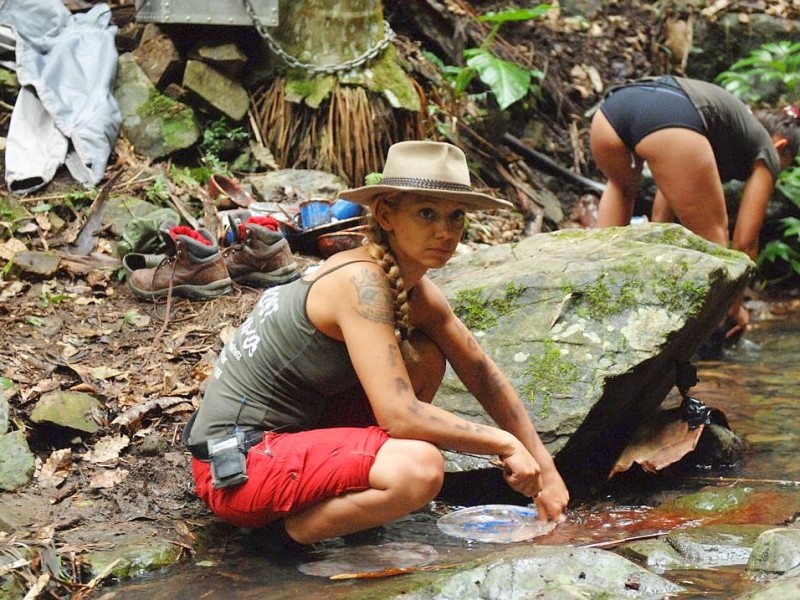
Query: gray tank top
xmin=673 ymin=77 xmax=780 ymax=182
xmin=187 ymin=261 xmax=371 ymax=444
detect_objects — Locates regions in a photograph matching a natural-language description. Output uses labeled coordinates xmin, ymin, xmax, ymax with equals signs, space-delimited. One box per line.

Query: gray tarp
xmin=0 ymin=0 xmax=121 ymax=194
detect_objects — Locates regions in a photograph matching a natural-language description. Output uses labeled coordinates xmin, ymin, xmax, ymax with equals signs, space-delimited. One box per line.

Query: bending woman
xmin=184 ymin=141 xmax=569 ymax=546
xmin=590 ymin=75 xmax=799 ymax=334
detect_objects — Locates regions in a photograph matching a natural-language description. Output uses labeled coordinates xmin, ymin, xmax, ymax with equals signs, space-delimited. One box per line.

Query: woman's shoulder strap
xmin=312 ymin=259 xmax=377 ymax=282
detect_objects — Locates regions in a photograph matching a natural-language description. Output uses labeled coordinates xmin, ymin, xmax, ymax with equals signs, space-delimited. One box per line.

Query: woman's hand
xmin=500 ymin=447 xmax=544 ymax=500
xmin=726 ymin=304 xmax=749 ymax=338
xmin=532 ymin=465 xmax=570 ymax=523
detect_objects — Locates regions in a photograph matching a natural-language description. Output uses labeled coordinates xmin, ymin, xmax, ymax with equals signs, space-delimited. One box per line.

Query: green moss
xmin=285 ymin=75 xmax=336 ymax=108
xmin=562 ymin=255 xmax=707 ymax=321
xmin=452 ymin=282 xmax=527 ymax=331
xmin=674 ymin=488 xmax=752 ymax=514
xmin=90 ymin=541 xmax=182 ymax=580
xmin=136 ymin=90 xmax=198 ymax=148
xmin=285 ymin=46 xmax=420 ymax=111
xmin=139 ymin=90 xmax=183 ymax=118
xmin=650 ymin=259 xmax=708 ymax=317
xmin=563 ymin=273 xmax=643 ymax=321
xmin=520 ymin=340 xmax=578 ymax=418
xmin=365 ymin=46 xmax=422 ymax=111
xmin=161 ymin=110 xmax=199 ymax=148
xmin=490 ymin=281 xmax=526 ymax=314
xmin=655 ymin=226 xmax=738 ymax=260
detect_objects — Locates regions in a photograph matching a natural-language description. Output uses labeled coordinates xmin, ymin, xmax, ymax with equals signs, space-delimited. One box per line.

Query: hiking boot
xmin=127 ymin=225 xmax=232 ymax=300
xmin=121 ymin=252 xmax=166 ymax=280
xmin=223 ymin=218 xmax=300 ymax=288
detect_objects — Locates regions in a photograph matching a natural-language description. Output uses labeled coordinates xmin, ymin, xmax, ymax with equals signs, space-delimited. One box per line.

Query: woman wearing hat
xmin=183 ymin=141 xmax=569 ymax=547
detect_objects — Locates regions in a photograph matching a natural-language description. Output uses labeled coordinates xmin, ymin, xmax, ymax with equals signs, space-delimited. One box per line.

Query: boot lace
xmin=153 ymin=253 xmax=180 ymax=340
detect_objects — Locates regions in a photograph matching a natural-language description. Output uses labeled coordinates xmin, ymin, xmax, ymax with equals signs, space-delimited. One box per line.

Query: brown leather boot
xmin=127 ymin=225 xmax=232 ymax=300
xmin=223 ymin=220 xmax=300 ymax=288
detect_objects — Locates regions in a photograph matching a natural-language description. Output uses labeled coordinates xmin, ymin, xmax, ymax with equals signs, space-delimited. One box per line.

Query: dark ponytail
xmin=755 ymin=106 xmax=800 ymax=156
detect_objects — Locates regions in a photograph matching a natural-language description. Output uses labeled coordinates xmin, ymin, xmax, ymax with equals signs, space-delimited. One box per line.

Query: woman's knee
xmin=373 ymin=439 xmax=444 ymax=500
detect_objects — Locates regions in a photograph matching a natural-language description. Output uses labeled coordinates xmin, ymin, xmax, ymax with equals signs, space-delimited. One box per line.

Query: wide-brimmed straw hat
xmin=338 ymin=141 xmax=512 ymax=210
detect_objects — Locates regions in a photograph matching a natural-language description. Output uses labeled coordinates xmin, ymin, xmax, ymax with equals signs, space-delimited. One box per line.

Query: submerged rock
xmin=747 ymin=527 xmax=800 ymax=575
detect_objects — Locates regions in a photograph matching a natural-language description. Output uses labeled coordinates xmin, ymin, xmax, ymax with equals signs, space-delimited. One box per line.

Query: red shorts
xmin=192 ymin=426 xmax=389 ymax=528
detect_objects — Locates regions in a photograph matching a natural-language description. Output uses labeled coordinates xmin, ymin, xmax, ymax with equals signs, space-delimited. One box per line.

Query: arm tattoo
xmin=486 ymin=364 xmax=506 ymax=395
xmin=476 ymin=354 xmax=506 ymax=395
xmin=387 ymin=343 xmax=400 ymax=368
xmin=351 ymin=269 xmax=394 ymax=324
xmin=395 ymin=377 xmax=412 ymax=397
xmin=457 ymin=320 xmax=479 ymax=351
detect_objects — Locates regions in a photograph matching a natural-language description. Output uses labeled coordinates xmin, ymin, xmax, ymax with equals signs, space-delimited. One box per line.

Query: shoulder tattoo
xmin=351 ymin=268 xmax=394 ymax=324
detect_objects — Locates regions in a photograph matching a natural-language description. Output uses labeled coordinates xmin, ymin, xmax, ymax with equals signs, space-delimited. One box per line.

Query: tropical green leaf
xmin=479 ymin=5 xmax=551 ymax=24
xmin=780 ymin=217 xmax=800 ymax=238
xmin=465 ymin=50 xmax=531 ymax=110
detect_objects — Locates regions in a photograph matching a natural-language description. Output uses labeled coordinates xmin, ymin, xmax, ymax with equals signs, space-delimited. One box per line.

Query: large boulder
xmin=429 ymin=223 xmax=754 ymax=498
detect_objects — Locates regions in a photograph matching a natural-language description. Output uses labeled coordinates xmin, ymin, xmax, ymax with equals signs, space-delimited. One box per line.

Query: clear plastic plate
xmin=436 ymin=504 xmax=556 ymax=543
xmin=297 ymin=542 xmax=438 ymax=577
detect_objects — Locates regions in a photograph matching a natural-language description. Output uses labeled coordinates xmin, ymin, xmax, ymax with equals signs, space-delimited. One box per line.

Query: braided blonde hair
xmin=365 ymin=195 xmax=415 ymax=357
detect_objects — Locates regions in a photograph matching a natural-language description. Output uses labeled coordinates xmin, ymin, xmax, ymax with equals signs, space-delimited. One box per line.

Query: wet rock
xmin=739 ymin=566 xmax=800 ymax=599
xmin=692 ymin=422 xmax=746 ymax=467
xmin=0 ymin=430 xmax=35 ymax=491
xmin=674 ymin=486 xmax=753 ymax=514
xmin=114 ymin=53 xmax=200 ymax=158
xmin=666 ymin=524 xmax=771 ymax=568
xmin=183 ymin=59 xmax=249 ymax=121
xmin=87 ymin=537 xmax=183 ymax=580
xmin=614 ymin=537 xmax=693 ymax=572
xmin=393 ymin=545 xmax=683 ymax=599
xmin=430 ymin=223 xmax=755 ymax=498
xmin=747 ymin=528 xmax=800 ymax=575
xmin=30 ymin=390 xmax=102 ymax=433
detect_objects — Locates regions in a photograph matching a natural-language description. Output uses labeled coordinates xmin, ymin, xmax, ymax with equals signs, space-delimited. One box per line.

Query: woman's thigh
xmin=636 ymin=128 xmax=729 ymax=246
xmin=193 ymin=425 xmax=390 ymax=528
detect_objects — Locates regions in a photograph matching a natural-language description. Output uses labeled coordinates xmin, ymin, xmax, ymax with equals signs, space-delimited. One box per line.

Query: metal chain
xmin=242 ymin=0 xmax=396 ymax=74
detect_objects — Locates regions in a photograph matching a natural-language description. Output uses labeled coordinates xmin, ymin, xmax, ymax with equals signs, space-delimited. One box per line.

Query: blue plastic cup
xmin=299 ymin=199 xmax=332 ymax=229
xmin=331 ymin=199 xmax=362 ymax=220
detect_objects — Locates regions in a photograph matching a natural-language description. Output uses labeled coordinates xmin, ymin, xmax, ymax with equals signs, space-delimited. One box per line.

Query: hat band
xmin=380 ymin=177 xmax=472 ymax=192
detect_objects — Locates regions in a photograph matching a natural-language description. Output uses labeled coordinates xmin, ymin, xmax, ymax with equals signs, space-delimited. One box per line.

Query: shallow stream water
xmin=108 ymin=308 xmax=800 ymax=599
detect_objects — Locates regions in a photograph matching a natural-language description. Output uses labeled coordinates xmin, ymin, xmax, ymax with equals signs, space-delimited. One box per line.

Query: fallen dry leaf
xmin=37 ymin=449 xmax=73 ymax=488
xmin=84 ymin=434 xmax=130 ymax=465
xmin=89 ymin=468 xmax=129 ymax=489
xmin=609 ymin=408 xmax=704 ymax=479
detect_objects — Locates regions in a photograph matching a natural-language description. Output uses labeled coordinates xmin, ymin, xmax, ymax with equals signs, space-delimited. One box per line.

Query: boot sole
xmin=128 ymin=278 xmax=234 ymax=301
xmin=233 ymin=265 xmax=301 ymax=288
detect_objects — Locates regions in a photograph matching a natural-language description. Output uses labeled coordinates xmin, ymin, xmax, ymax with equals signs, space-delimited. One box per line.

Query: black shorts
xmin=599 ymin=78 xmax=706 ymax=151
